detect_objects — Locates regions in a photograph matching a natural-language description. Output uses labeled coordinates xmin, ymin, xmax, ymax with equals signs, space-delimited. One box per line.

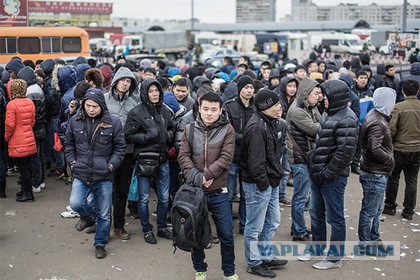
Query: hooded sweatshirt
xmin=5 ymin=59 xmax=25 ymax=77
xmin=286 ymin=77 xmax=321 ymax=164
xmin=105 ymin=67 xmax=139 ymax=128
xmin=75 ymin=63 xmax=91 ymax=83
xmin=275 ymin=76 xmax=298 ymax=119
xmin=373 ymin=87 xmax=397 ymax=117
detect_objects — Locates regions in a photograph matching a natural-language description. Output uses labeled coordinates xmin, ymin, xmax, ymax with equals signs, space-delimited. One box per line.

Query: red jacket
xmin=5 ymin=98 xmax=37 ymax=158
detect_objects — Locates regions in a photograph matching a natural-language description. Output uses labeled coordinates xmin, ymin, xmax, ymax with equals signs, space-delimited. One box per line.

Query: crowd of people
xmin=0 ymin=51 xmax=419 ymax=280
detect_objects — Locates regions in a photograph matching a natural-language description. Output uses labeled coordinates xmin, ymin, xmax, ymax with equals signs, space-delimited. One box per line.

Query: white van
xmin=320 ymin=33 xmax=364 ymax=54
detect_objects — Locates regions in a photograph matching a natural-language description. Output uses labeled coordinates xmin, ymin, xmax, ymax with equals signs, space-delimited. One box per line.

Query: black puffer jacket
xmin=224 ymin=96 xmax=255 ymax=163
xmin=64 ymin=89 xmax=126 ymax=184
xmin=241 ymin=111 xmax=282 ymax=191
xmin=17 ymin=66 xmax=46 ymax=133
xmin=125 ymin=79 xmax=175 ymax=161
xmin=40 ymin=59 xmax=59 ymax=119
xmin=310 ymin=80 xmax=359 ymax=184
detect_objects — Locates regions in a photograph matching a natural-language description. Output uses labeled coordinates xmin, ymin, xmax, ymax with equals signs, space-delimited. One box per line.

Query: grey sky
xmin=87 ymin=0 xmax=416 ymax=23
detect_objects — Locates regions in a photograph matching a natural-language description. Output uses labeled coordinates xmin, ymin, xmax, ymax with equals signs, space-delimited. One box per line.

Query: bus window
xmin=18 ymin=37 xmax=40 ymax=54
xmin=0 ymin=37 xmax=17 ymax=54
xmin=41 ymin=37 xmax=61 ymax=53
xmin=62 ymin=37 xmax=81 ymax=53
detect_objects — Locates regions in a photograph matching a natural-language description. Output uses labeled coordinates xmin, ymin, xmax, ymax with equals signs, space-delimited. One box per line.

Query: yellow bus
xmin=0 ymin=26 xmax=90 ymax=65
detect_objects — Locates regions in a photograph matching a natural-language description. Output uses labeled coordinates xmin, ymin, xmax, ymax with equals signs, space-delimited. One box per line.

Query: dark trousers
xmin=15 ymin=156 xmax=34 ymax=195
xmin=112 ymin=153 xmax=134 ymax=229
xmin=352 ymin=131 xmax=362 ymax=168
xmin=385 ymin=151 xmax=420 ymax=215
xmin=30 ymin=129 xmax=46 ymax=186
xmin=169 ymin=160 xmax=181 ymax=204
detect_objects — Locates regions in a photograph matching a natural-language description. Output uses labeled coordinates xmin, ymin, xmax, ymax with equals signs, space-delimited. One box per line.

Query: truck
xmin=115 ymin=31 xmax=189 ymax=61
xmin=315 ymin=33 xmax=371 ymax=54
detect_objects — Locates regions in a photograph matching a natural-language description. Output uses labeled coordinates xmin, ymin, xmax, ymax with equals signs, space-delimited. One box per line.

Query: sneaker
xmin=262 ymin=258 xmax=288 ymax=269
xmin=144 ymin=232 xmax=157 ymax=244
xmin=32 ymin=185 xmax=42 ymax=193
xmin=166 ymin=216 xmax=172 ymax=227
xmin=66 ymin=205 xmax=73 ymax=212
xmin=157 ymin=228 xmax=173 ymax=239
xmin=401 ymin=212 xmax=413 ymax=220
xmin=114 ymin=228 xmax=130 ymax=240
xmin=210 ymin=235 xmax=219 ymax=244
xmin=312 ymin=259 xmax=342 ymax=270
xmin=95 ymin=246 xmax=106 ymax=259
xmin=351 ymin=166 xmax=360 ymax=175
xmin=297 ymin=252 xmax=313 ymax=261
xmin=224 ymin=274 xmax=239 ymax=280
xmin=61 ymin=210 xmax=80 ymax=218
xmin=75 ymin=218 xmax=95 ymax=231
xmin=152 ymin=210 xmax=157 ymax=217
xmin=39 ymin=182 xmax=46 ymax=189
xmin=292 ymin=232 xmax=311 ymax=242
xmin=246 ymin=265 xmax=276 ymax=278
xmin=130 ymin=212 xmax=139 ymax=219
xmin=195 ymin=272 xmax=207 ymax=280
xmin=279 ymin=197 xmax=292 ymax=206
xmin=382 ymin=206 xmax=396 ymax=216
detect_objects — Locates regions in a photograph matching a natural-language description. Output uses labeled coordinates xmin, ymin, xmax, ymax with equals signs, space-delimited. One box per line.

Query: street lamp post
xmin=191 ymin=0 xmax=194 ymax=31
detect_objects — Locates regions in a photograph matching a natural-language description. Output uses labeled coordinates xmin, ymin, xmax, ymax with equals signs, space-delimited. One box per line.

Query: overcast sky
xmin=101 ymin=0 xmax=416 ymax=23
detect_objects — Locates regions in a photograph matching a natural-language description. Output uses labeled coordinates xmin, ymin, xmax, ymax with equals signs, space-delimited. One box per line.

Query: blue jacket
xmin=65 ymin=88 xmax=125 ymax=184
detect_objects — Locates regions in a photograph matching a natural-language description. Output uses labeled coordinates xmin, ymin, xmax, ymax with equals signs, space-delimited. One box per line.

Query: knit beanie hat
xmin=237 ymin=75 xmax=254 ymax=94
xmin=254 ymin=89 xmax=279 ymax=111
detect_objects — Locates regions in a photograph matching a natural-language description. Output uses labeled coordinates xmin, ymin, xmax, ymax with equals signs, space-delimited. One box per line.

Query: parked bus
xmin=0 ymin=26 xmax=90 ymax=65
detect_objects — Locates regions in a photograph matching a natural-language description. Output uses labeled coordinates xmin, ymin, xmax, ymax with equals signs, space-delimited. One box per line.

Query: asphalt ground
xmin=1 ymin=170 xmax=419 ymax=280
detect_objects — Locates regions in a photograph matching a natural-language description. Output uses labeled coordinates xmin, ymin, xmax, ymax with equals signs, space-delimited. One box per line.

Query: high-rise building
xmin=291 ymin=0 xmax=420 ymax=26
xmin=236 ymin=0 xmax=276 ymax=23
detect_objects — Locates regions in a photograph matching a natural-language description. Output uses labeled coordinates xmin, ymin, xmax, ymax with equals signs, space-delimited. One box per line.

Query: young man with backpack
xmin=178 ymin=91 xmax=237 ymax=280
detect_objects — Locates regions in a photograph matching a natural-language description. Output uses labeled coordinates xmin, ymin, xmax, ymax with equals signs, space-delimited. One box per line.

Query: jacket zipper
xmin=204 ymin=130 xmax=208 ymax=168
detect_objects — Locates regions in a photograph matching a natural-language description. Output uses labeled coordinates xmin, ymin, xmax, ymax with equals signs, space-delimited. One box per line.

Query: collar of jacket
xmin=256 ymin=111 xmax=278 ymax=126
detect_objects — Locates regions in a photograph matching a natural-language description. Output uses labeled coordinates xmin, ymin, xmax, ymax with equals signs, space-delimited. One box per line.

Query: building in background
xmin=292 ymin=0 xmax=420 ymax=25
xmin=236 ymin=0 xmax=276 ymax=23
xmin=27 ymin=1 xmax=113 ymax=27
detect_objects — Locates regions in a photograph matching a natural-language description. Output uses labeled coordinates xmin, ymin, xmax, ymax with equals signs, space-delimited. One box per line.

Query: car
xmin=202 ymin=48 xmax=243 ymax=64
xmin=379 ymin=45 xmax=390 ymax=55
xmin=89 ymin=38 xmax=114 ymax=52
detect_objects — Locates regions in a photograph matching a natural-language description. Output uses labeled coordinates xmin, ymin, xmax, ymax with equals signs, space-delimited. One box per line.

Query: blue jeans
xmin=70 ymin=178 xmax=113 ymax=247
xmin=310 ymin=176 xmax=347 ymax=260
xmin=279 ymin=155 xmax=291 ymax=199
xmin=290 ymin=163 xmax=312 ymax=236
xmin=243 ymin=182 xmax=280 ymax=268
xmin=228 ymin=162 xmax=246 ymax=228
xmin=358 ymin=171 xmax=388 ymax=242
xmin=192 ymin=192 xmax=235 ymax=277
xmin=137 ymin=161 xmax=169 ymax=234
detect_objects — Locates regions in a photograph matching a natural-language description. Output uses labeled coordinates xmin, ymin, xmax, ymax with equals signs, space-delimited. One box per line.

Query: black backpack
xmin=171 ymin=123 xmax=211 ymax=252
